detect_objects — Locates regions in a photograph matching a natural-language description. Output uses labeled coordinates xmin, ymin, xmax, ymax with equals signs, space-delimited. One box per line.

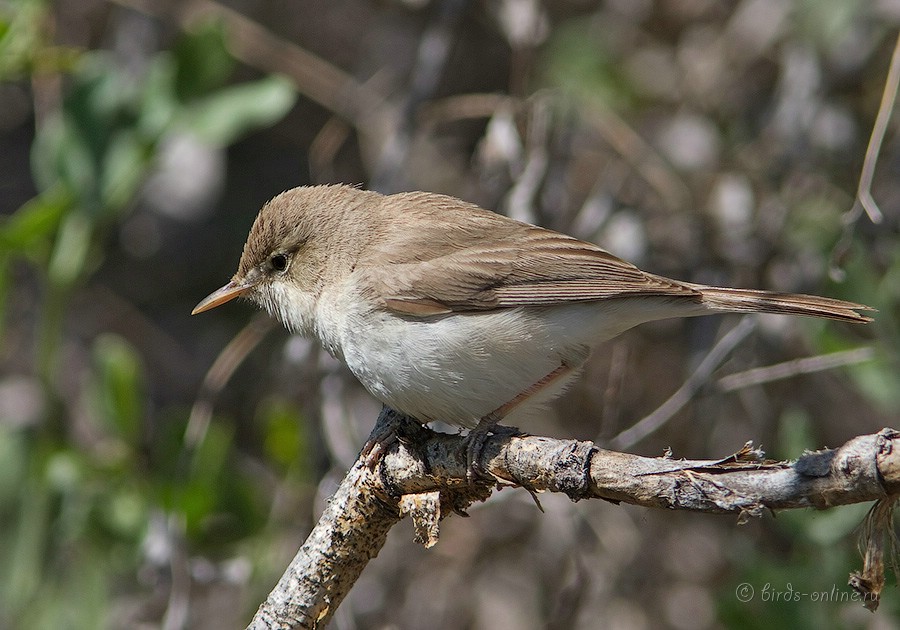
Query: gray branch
xmin=248 ymin=408 xmax=900 ymax=629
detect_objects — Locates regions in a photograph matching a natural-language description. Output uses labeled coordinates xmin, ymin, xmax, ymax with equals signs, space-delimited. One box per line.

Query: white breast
xmin=312 ymin=275 xmax=688 ymax=429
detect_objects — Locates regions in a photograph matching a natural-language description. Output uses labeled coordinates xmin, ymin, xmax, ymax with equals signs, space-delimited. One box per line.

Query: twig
xmin=108 ymin=0 xmax=384 ymax=125
xmin=608 ymin=316 xmax=757 ymax=450
xmin=370 ymin=0 xmax=469 ymax=192
xmin=161 ymin=514 xmax=190 ymax=630
xmin=831 ymin=31 xmax=900 ymax=279
xmin=185 ymin=314 xmax=275 ymax=448
xmin=307 ymin=116 xmax=351 ymax=183
xmin=247 ymin=409 xmax=491 ymax=629
xmin=417 ymin=93 xmax=519 ymax=128
xmin=248 ymin=416 xmax=900 ymax=628
xmin=582 ymin=101 xmax=692 ymax=212
xmin=718 ymin=346 xmax=876 ymax=392
xmin=852 ymin=32 xmax=900 ymax=225
xmin=503 ymin=94 xmax=551 ymax=224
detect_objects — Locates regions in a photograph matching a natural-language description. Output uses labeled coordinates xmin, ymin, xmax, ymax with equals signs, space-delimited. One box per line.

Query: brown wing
xmin=363 ymin=193 xmax=700 ymax=316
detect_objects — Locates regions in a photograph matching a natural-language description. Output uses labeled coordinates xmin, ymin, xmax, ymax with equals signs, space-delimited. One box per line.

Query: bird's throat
xmin=256 ymin=281 xmax=319 ymax=336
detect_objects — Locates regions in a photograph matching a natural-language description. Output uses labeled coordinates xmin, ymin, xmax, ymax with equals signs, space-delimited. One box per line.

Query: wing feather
xmin=362 ymin=200 xmax=700 ymax=316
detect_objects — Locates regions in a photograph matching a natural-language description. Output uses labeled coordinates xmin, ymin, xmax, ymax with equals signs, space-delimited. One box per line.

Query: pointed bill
xmin=192 ymin=277 xmax=258 ymax=314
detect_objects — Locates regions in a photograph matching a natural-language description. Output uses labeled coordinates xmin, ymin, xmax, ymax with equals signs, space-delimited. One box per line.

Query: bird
xmin=193 ymin=184 xmax=873 ymax=472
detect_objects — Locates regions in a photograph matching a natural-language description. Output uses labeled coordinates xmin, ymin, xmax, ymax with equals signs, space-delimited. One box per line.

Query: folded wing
xmin=370 ymin=218 xmax=699 ymax=316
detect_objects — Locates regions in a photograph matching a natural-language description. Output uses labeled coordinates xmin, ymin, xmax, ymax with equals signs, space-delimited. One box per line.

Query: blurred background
xmin=1 ymin=0 xmax=899 ymax=628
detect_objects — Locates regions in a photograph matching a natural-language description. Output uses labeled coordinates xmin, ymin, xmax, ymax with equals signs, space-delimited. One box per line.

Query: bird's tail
xmin=691 ymin=285 xmax=874 ymax=324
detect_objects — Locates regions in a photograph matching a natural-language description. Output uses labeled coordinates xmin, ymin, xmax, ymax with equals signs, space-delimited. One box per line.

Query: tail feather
xmin=692 ymin=286 xmax=874 ymax=324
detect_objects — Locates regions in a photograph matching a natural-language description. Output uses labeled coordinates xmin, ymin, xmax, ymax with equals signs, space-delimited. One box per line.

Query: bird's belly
xmin=331 ymin=305 xmax=605 ymax=429
xmin=317 ymin=284 xmax=681 ymax=429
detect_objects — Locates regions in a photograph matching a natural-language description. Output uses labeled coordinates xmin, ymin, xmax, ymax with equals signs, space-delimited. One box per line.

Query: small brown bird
xmin=194 ymin=185 xmax=872 ymax=466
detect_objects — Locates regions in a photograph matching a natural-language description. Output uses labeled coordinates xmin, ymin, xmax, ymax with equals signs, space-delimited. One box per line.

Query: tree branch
xmin=247 ymin=409 xmax=900 ymax=628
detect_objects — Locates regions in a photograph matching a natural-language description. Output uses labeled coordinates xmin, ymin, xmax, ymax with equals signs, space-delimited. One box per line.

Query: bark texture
xmin=248 ymin=409 xmax=900 ymax=628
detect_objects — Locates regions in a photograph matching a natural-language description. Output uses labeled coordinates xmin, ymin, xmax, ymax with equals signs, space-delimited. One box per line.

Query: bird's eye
xmin=270 ymin=253 xmax=289 ymax=273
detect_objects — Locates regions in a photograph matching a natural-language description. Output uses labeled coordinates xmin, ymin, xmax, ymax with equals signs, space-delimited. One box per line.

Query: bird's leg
xmin=360 ymin=423 xmax=398 ymax=468
xmin=361 ymin=406 xmax=423 ymax=468
xmin=465 ymin=362 xmax=573 ymax=482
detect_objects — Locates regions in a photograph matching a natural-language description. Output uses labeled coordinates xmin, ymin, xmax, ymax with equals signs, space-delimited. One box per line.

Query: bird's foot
xmin=464 ymin=421 xmax=523 ymax=483
xmin=360 ymin=424 xmax=399 ymax=469
xmin=360 ymin=408 xmax=423 ymax=469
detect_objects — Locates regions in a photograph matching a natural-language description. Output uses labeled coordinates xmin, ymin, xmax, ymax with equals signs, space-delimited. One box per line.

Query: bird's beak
xmin=192 ymin=276 xmax=258 ymax=315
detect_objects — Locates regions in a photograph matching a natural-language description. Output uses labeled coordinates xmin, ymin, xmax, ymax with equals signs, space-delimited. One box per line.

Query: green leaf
xmin=3 ymin=475 xmax=49 ymax=610
xmin=138 ymin=53 xmax=178 ymax=139
xmin=30 ymin=113 xmax=96 ymax=196
xmin=0 ymin=0 xmax=44 ymax=79
xmin=189 ymin=420 xmax=233 ymax=487
xmin=48 ymin=210 xmax=92 ymax=286
xmin=173 ymin=19 xmax=234 ymax=100
xmin=0 ymin=0 xmax=80 ymax=78
xmin=64 ymin=56 xmax=135 ymax=166
xmin=182 ymin=75 xmax=297 ymax=145
xmin=92 ymin=334 xmax=146 ymax=445
xmin=0 ymin=186 xmax=72 ymax=252
xmin=99 ymin=488 xmax=147 ymax=540
xmin=847 ymin=357 xmax=900 ymax=412
xmin=0 ymin=429 xmax=28 ymax=509
xmin=540 ymin=20 xmax=635 ymax=110
xmin=260 ymin=397 xmax=305 ymax=470
xmin=784 ymin=194 xmax=844 ymax=252
xmin=176 ymin=421 xmax=234 ymax=532
xmin=100 ymin=130 xmax=149 ymax=212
